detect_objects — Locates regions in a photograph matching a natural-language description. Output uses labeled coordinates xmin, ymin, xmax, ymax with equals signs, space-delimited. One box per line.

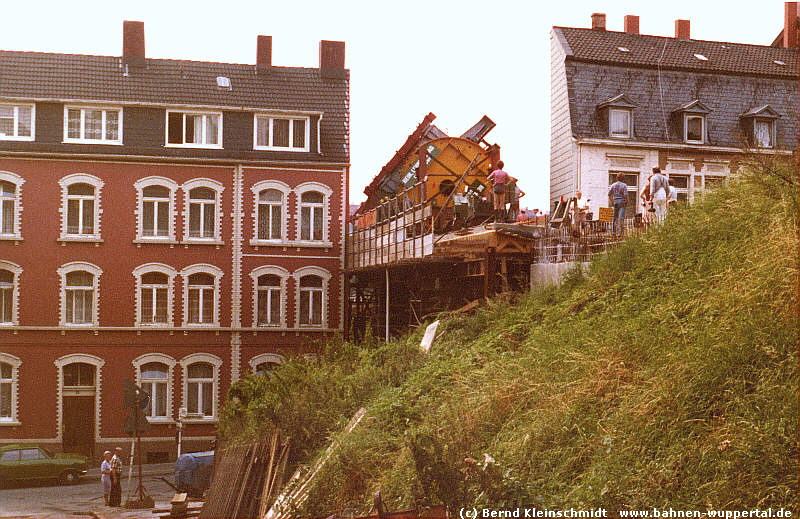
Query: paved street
xmin=0 ymin=463 xmax=176 ymax=519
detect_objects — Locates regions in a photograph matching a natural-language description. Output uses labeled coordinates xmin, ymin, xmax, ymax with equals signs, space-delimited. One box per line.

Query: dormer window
xmin=609 ymin=109 xmax=631 ymax=138
xmin=741 ymin=105 xmax=780 ymax=149
xmin=673 ymin=100 xmax=712 ymax=145
xmin=597 ymin=94 xmax=635 ymax=140
xmin=684 ymin=115 xmax=705 ymax=143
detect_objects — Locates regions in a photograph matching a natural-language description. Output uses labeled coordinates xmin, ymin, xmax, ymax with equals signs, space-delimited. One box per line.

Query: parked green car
xmin=0 ymin=445 xmax=88 ymax=486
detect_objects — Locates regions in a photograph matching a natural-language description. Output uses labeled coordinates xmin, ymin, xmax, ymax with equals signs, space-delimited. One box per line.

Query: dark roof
xmin=553 ymin=27 xmax=799 ymax=149
xmin=554 ymin=27 xmax=798 ymax=78
xmin=0 ymin=51 xmax=349 ymax=161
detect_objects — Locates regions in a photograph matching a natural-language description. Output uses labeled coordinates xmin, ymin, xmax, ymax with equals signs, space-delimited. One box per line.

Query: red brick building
xmin=0 ymin=21 xmax=349 ymax=460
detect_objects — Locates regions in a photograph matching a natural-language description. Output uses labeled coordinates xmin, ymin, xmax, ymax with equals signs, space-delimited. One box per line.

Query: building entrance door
xmin=61 ymin=362 xmax=96 ymax=457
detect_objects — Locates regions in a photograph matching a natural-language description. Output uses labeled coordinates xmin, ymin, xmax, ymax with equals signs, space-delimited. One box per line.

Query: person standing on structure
xmin=488 ymin=160 xmax=510 ymax=222
xmin=650 ymin=167 xmax=669 ymax=222
xmin=608 ymin=173 xmax=628 ymax=237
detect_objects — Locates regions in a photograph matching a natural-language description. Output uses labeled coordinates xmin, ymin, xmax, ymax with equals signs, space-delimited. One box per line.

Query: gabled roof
xmin=741 ymin=105 xmax=782 ymax=119
xmin=553 ymin=27 xmax=798 ymax=78
xmin=672 ymin=100 xmax=712 ymax=114
xmin=597 ymin=94 xmax=637 ymax=110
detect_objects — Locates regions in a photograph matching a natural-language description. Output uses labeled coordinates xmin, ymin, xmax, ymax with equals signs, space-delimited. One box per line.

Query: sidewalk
xmin=85 ymin=462 xmax=174 ymax=481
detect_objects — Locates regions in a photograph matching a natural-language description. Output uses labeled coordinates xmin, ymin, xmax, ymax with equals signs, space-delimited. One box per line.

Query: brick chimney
xmin=675 ymin=19 xmax=691 ymax=39
xmin=624 ymin=15 xmax=640 ymax=35
xmin=591 ymin=13 xmax=606 ymax=31
xmin=257 ymin=35 xmax=272 ymax=73
xmin=783 ymin=2 xmax=799 ymax=47
xmin=122 ymin=21 xmax=145 ymax=67
xmin=319 ymin=40 xmax=346 ymax=79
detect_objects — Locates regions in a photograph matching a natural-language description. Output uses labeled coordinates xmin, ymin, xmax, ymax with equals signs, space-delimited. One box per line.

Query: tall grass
xmin=221 ymin=159 xmax=798 ymax=515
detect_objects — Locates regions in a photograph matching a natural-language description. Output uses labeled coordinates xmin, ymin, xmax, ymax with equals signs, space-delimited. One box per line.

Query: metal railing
xmin=347 ymin=182 xmax=434 ymax=269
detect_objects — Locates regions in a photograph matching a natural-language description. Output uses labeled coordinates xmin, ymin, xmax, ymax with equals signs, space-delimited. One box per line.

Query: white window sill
xmin=165 ymin=143 xmax=223 ymax=150
xmin=182 ymin=418 xmax=218 ymax=424
xmin=249 ymin=239 xmax=287 ymax=247
xmin=181 ymin=239 xmax=224 ymax=246
xmin=0 ymin=420 xmax=21 ymax=426
xmin=62 ymin=322 xmax=97 ymax=327
xmin=0 ymin=136 xmax=34 ymax=142
xmin=63 ymin=139 xmax=122 ymax=146
xmin=135 ymin=323 xmax=173 ymax=328
xmin=183 ymin=323 xmax=220 ymax=328
xmin=134 ymin=238 xmax=179 ymax=244
xmin=59 ymin=236 xmax=103 ymax=243
xmin=146 ymin=418 xmax=176 ymax=424
xmin=0 ymin=235 xmax=22 ymax=241
xmin=297 ymin=324 xmax=326 ymax=329
xmin=292 ymin=241 xmax=333 ymax=248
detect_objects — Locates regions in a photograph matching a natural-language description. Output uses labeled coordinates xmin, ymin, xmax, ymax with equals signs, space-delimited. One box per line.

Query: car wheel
xmin=59 ymin=470 xmax=79 ymax=485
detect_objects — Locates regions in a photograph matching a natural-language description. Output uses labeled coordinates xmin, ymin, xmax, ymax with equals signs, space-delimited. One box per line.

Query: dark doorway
xmin=62 ymin=362 xmax=96 ymax=457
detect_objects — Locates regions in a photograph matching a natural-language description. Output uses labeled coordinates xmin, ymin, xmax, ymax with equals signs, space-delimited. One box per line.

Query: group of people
xmin=487 ymin=161 xmax=525 ymax=222
xmin=608 ymin=167 xmax=678 ymax=237
xmin=100 ymin=447 xmax=124 ymax=507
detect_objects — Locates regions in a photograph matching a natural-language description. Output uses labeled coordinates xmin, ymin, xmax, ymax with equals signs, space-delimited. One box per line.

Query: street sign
xmin=124 ymin=408 xmax=151 ymax=436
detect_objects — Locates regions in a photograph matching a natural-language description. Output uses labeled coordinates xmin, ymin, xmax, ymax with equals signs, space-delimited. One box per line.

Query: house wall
xmin=0 ymin=155 xmax=346 ymax=460
xmin=550 ymin=30 xmax=577 ymax=206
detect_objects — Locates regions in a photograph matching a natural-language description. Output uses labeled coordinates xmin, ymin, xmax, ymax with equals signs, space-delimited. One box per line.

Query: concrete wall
xmin=530 ymin=261 xmax=589 ymax=289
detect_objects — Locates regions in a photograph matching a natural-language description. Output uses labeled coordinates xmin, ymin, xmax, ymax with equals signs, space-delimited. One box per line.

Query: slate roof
xmin=552 ymin=28 xmax=799 ymax=149
xmin=554 ymin=27 xmax=798 ymax=78
xmin=0 ymin=51 xmax=349 ymax=162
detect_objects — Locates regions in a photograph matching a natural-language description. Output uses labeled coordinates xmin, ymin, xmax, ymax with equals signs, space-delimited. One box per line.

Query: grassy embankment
xmin=220 ymin=160 xmax=798 ymax=515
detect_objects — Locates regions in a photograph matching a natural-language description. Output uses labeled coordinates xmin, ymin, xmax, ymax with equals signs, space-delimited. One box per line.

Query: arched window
xmin=257 ymin=274 xmax=281 ymax=326
xmin=0 ymin=353 xmax=21 ymax=424
xmin=58 ymin=262 xmax=102 ymax=326
xmin=180 ymin=353 xmax=222 ymax=421
xmin=133 ymin=353 xmax=176 ymax=422
xmin=258 ymin=189 xmax=283 ymax=240
xmin=250 ymin=181 xmax=290 ymax=245
xmin=180 ymin=265 xmax=223 ymax=327
xmin=0 ymin=361 xmax=13 ymax=419
xmin=183 ymin=179 xmax=223 ymax=243
xmin=59 ymin=174 xmax=103 ymax=241
xmin=141 ymin=272 xmax=169 ymax=324
xmin=248 ymin=353 xmax=285 ymax=378
xmin=299 ymin=191 xmax=324 ymax=242
xmin=141 ymin=362 xmax=168 ymax=418
xmin=294 ymin=183 xmax=332 ymax=246
xmin=65 ymin=271 xmax=94 ymax=324
xmin=293 ymin=266 xmax=330 ymax=328
xmin=0 ymin=172 xmax=24 ymax=239
xmin=134 ymin=177 xmax=178 ymax=242
xmin=0 ymin=269 xmax=13 ymax=324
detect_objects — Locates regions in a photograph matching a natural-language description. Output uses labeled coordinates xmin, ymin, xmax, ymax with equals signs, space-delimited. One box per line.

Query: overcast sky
xmin=0 ymin=1 xmax=787 ymax=209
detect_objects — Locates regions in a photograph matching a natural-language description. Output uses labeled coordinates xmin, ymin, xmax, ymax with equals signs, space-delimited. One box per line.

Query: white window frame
xmin=753 ymin=118 xmax=776 ymax=149
xmin=182 ymin=179 xmax=224 ymax=244
xmin=248 ymin=353 xmax=285 ymax=376
xmin=608 ymin=108 xmax=632 ymax=139
xmin=250 ymin=180 xmax=290 ymax=245
xmin=0 ymin=261 xmax=22 ymax=326
xmin=133 ymin=353 xmax=176 ymax=423
xmin=249 ymin=266 xmax=289 ymax=328
xmin=134 ymin=177 xmax=178 ymax=242
xmin=292 ymin=266 xmax=331 ymax=328
xmin=179 ymin=353 xmax=222 ymax=422
xmin=0 ymin=353 xmax=21 ymax=425
xmin=253 ymin=115 xmax=310 ymax=152
xmin=180 ymin=264 xmax=223 ymax=327
xmin=63 ymin=106 xmax=122 ymax=145
xmin=166 ymin=110 xmax=223 ymax=149
xmin=58 ymin=174 xmax=103 ymax=242
xmin=0 ymin=172 xmax=24 ymax=241
xmin=57 ymin=262 xmax=102 ymax=327
xmin=133 ymin=263 xmax=176 ymax=327
xmin=294 ymin=182 xmax=333 ymax=247
xmin=0 ymin=104 xmax=35 ymax=141
xmin=683 ymin=114 xmax=705 ymax=144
